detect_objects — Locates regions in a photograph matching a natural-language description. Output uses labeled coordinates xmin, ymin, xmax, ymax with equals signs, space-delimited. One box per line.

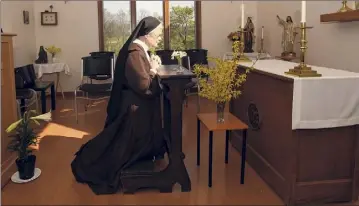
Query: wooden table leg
xmin=197 ymin=118 xmax=201 ymax=166
xmin=50 ymin=84 xmax=56 ymax=110
xmin=20 ymin=99 xmax=25 ymax=116
xmin=41 ymin=90 xmax=46 ymax=114
xmin=240 ymin=129 xmax=247 ymax=184
xmin=56 ymin=72 xmax=65 ymax=99
xmin=225 ymin=130 xmax=229 ymax=164
xmin=208 ymin=130 xmax=213 ymax=187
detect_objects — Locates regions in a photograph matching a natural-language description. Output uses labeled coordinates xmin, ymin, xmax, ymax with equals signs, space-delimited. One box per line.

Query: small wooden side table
xmin=197 ymin=112 xmax=248 ymax=187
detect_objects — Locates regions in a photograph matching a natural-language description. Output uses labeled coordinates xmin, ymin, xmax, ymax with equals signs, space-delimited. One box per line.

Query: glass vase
xmin=216 ymin=102 xmax=226 ymax=123
xmin=52 ymin=55 xmax=57 ymax=63
xmin=177 ymin=58 xmax=184 ymax=74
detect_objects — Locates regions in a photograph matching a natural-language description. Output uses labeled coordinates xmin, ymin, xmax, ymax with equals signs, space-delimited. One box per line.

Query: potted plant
xmin=6 ymin=110 xmax=52 ymax=180
xmin=45 ymin=45 xmax=61 ymax=63
xmin=193 ymin=54 xmax=259 ymax=123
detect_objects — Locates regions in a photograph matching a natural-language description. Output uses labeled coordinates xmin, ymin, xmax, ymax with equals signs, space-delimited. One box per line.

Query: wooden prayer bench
xmin=120 ymin=65 xmax=194 ymax=194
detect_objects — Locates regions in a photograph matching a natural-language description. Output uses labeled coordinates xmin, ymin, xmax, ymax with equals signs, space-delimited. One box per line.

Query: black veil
xmin=105 ymin=16 xmax=161 ymax=127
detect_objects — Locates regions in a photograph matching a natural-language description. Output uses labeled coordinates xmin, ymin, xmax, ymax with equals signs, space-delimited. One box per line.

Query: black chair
xmin=15 ymin=89 xmax=38 ymax=117
xmin=14 ymin=64 xmax=37 ymax=88
xmin=15 ymin=64 xmax=44 ymax=117
xmin=151 ymin=49 xmax=206 ymax=112
xmin=184 ymin=49 xmax=208 ymax=112
xmin=90 ymin=51 xmax=115 ymax=58
xmin=74 ymin=54 xmax=115 ymax=122
xmin=154 ymin=50 xmax=177 ymax=65
xmin=186 ymin=49 xmax=208 ymax=67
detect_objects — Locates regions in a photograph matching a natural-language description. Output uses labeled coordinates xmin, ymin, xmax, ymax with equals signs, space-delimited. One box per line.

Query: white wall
xmin=5 ymin=1 xmax=357 ymax=92
xmin=33 ymin=1 xmax=99 ymax=91
xmin=32 ymin=1 xmax=257 ymax=91
xmin=202 ymin=1 xmax=258 ymax=58
xmin=1 ymin=1 xmax=36 ymax=68
xmin=257 ymin=1 xmax=359 ymax=73
xmin=1 ymin=1 xmax=258 ymax=91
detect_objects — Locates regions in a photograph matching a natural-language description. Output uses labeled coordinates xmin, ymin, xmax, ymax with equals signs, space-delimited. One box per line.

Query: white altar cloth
xmin=239 ymin=59 xmax=359 ymax=130
xmin=34 ymin=63 xmax=71 ymax=78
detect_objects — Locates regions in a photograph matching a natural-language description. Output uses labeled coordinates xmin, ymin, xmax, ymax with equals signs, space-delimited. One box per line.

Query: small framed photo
xmin=23 ymin=10 xmax=29 ymax=24
xmin=41 ymin=12 xmax=58 ymax=26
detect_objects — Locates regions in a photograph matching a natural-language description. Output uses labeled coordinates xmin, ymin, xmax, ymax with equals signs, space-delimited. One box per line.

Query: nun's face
xmin=146 ymin=24 xmax=163 ymax=48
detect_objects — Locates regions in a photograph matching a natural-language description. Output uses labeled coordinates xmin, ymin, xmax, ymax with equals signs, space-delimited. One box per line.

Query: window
xmin=98 ymin=1 xmax=201 ymax=52
xmin=169 ymin=1 xmax=196 ymax=50
xmin=136 ymin=1 xmax=164 ymax=49
xmin=102 ymin=1 xmax=131 ymax=54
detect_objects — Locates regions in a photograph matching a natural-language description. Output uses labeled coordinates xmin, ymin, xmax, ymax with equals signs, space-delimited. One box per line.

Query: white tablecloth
xmin=239 ymin=59 xmax=359 ymax=130
xmin=34 ymin=63 xmax=71 ymax=78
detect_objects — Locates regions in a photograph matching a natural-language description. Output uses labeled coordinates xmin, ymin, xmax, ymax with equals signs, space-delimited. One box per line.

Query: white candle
xmin=261 ymin=26 xmax=264 ymax=39
xmin=301 ymin=1 xmax=306 ymax=22
xmin=241 ymin=2 xmax=245 ymax=28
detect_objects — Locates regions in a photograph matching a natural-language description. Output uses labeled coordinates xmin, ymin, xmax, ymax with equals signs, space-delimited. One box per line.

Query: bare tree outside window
xmin=136 ymin=1 xmax=164 ymax=50
xmin=103 ymin=1 xmax=131 ymax=54
xmin=102 ymin=1 xmax=196 ymax=52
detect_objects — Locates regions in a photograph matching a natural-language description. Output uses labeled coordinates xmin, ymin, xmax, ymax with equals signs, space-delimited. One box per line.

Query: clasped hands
xmin=150 ymin=54 xmax=162 ymax=74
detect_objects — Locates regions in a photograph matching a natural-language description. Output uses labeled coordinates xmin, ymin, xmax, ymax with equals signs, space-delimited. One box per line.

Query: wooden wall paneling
xmin=1 ymin=33 xmax=18 ymax=188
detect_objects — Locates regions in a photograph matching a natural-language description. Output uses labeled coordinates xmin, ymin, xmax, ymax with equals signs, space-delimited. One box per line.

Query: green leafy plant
xmin=6 ymin=111 xmax=52 ymax=160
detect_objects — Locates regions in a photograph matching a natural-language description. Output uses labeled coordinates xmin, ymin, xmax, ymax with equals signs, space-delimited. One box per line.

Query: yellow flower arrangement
xmin=194 ymin=58 xmax=250 ymax=103
xmin=45 ymin=45 xmax=61 ymax=57
xmin=193 ymin=45 xmax=259 ymax=104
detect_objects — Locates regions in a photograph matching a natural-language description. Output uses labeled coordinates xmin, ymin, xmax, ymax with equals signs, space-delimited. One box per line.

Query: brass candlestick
xmin=238 ymin=27 xmax=251 ymax=62
xmin=285 ymin=22 xmax=321 ymax=77
xmin=338 ymin=0 xmax=353 ymax=12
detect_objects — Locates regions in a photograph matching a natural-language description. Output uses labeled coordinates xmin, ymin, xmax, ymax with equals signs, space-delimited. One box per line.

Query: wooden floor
xmin=1 ymin=95 xmax=283 ymax=205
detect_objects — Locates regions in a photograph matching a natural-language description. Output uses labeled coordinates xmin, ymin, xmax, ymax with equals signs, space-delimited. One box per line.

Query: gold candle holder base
xmin=285 ymin=64 xmax=322 ymax=77
xmin=338 ymin=0 xmax=353 ymax=12
xmin=285 ymin=22 xmax=321 ymax=78
xmin=238 ymin=56 xmax=252 ymax=62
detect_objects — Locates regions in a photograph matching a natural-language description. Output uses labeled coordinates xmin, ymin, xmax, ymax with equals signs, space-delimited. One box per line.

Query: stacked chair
xmin=14 ymin=64 xmax=39 ymax=117
xmin=74 ymin=51 xmax=115 ymax=123
xmin=182 ymin=49 xmax=208 ymax=111
xmin=153 ymin=49 xmax=209 ymax=112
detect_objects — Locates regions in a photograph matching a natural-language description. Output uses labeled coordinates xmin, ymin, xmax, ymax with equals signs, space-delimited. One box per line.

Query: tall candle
xmin=261 ymin=26 xmax=264 ymax=39
xmin=241 ymin=2 xmax=245 ymax=28
xmin=301 ymin=1 xmax=306 ymax=22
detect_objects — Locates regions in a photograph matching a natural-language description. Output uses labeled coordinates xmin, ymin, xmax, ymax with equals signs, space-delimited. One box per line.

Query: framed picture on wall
xmin=41 ymin=12 xmax=58 ymax=26
xmin=355 ymin=1 xmax=359 ymax=10
xmin=23 ymin=10 xmax=29 ymax=24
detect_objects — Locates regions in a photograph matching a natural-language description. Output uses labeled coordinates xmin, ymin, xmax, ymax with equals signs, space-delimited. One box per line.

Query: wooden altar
xmin=229 ymin=60 xmax=359 ymax=205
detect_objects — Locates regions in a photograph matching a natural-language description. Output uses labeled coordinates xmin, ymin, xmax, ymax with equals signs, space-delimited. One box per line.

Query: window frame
xmin=98 ymin=0 xmax=202 ymax=51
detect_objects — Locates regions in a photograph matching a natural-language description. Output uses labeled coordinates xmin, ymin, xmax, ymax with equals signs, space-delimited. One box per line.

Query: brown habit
xmin=71 ymin=43 xmax=166 ymax=195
